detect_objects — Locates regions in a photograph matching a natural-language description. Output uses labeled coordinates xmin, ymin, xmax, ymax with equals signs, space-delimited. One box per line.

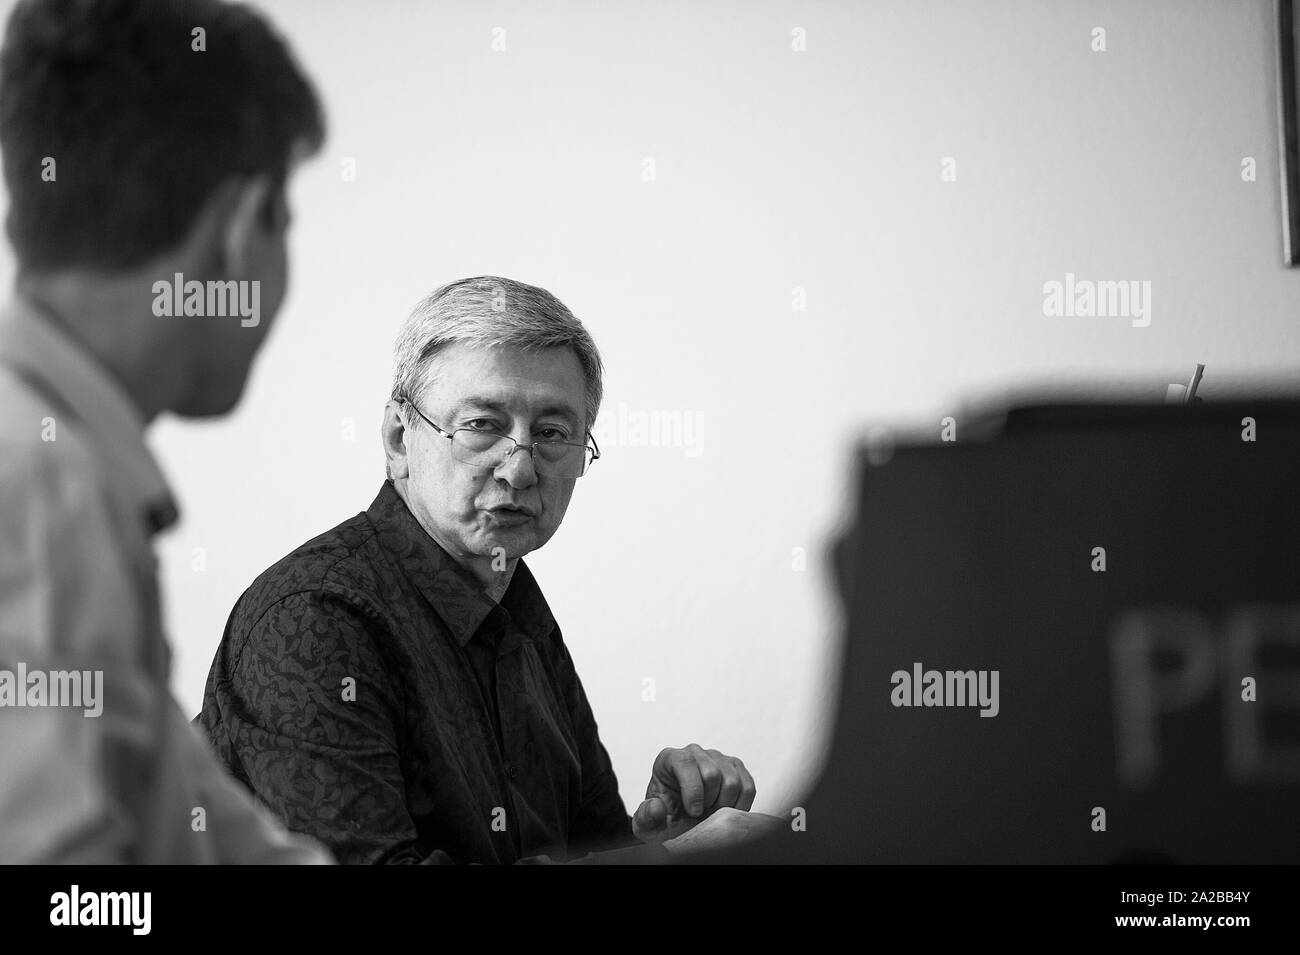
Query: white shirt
xmin=0 ymin=298 xmax=331 ymax=863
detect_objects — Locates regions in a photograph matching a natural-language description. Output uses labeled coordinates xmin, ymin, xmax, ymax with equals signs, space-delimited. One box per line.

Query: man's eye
xmin=536 ymin=428 xmax=568 ymax=442
xmin=465 ymin=419 xmax=499 ymax=432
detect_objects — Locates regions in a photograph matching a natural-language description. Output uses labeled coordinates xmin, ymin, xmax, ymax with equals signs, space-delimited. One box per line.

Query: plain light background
xmin=1 ymin=0 xmax=1297 ymax=815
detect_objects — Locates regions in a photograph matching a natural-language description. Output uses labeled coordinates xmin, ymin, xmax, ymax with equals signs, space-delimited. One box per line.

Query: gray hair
xmin=391 ymin=275 xmax=604 ymax=432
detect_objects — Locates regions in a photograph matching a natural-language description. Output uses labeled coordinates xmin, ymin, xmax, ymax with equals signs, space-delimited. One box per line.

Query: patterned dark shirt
xmin=196 ymin=481 xmax=636 ymax=864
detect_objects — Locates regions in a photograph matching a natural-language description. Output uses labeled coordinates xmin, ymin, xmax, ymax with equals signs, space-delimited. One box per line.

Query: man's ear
xmin=220 ymin=175 xmax=274 ymax=277
xmin=382 ymin=400 xmax=411 ymax=480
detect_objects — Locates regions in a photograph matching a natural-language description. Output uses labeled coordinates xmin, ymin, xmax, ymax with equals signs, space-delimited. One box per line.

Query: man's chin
xmin=172 ymin=392 xmax=241 ymax=418
xmin=171 ymin=376 xmax=249 ymax=417
xmin=473 ymin=525 xmax=542 ymax=560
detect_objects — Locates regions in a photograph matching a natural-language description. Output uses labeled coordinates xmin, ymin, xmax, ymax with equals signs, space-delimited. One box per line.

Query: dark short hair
xmin=0 ymin=0 xmax=325 ymax=274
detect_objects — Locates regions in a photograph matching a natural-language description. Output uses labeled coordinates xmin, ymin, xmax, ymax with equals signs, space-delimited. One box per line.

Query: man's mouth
xmin=485 ymin=506 xmax=535 ymax=527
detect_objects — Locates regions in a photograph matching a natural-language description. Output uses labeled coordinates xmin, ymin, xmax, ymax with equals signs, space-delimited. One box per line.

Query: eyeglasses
xmin=401 ymin=400 xmax=601 ymax=479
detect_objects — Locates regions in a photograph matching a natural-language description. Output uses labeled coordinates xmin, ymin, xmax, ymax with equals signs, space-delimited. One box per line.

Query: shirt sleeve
xmin=0 ymin=447 xmax=331 ymax=864
xmin=173 ymin=697 xmax=334 ymax=864
xmin=551 ymin=637 xmax=637 ymax=856
xmin=205 ymin=590 xmax=461 ymax=864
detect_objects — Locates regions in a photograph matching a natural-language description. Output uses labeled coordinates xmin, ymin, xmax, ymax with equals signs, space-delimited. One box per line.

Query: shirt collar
xmin=367 ymin=480 xmax=557 ymax=647
xmin=0 ymin=298 xmax=179 ymax=535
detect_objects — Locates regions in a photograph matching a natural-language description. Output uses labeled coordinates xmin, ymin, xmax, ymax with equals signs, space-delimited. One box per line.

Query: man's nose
xmin=495 ymin=442 xmax=539 ymax=488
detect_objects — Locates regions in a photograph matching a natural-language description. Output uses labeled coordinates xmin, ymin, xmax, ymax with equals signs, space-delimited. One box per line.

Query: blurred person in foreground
xmin=0 ymin=0 xmax=331 ymax=862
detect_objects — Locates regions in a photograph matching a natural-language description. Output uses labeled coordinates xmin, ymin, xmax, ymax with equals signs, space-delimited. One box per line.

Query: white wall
xmin=3 ymin=0 xmax=1297 ymax=815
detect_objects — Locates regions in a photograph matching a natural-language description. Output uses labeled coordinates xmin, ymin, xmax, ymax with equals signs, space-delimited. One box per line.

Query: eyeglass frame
xmin=398 ymin=398 xmax=601 ymax=477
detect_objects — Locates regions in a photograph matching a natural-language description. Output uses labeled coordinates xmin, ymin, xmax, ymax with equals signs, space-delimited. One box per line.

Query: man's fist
xmin=632 ymin=743 xmax=756 ymax=843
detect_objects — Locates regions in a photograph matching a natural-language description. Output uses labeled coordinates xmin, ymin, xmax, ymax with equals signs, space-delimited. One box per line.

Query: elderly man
xmin=198 ymin=276 xmax=759 ymax=863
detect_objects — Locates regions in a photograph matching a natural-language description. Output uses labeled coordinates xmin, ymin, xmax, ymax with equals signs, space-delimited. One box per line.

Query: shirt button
xmin=506 ymin=763 xmax=518 ymax=780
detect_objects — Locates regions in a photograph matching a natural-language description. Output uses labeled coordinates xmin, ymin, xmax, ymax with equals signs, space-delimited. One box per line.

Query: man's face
xmin=399 ymin=342 xmax=588 ymax=563
xmin=179 ymin=181 xmax=291 ymax=416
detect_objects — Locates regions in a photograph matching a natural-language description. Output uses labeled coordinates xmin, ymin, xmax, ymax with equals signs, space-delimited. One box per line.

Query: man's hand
xmin=661 ymin=806 xmax=785 ymax=856
xmin=632 ymin=744 xmax=756 ymax=843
